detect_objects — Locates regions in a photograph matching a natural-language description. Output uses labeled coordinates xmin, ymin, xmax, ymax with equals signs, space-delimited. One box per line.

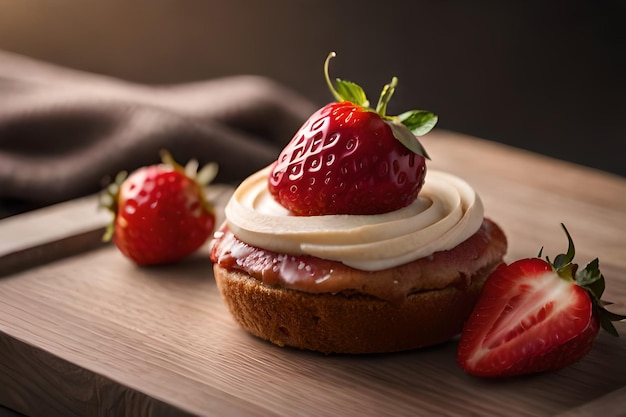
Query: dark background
xmin=0 ymin=0 xmax=624 ymax=177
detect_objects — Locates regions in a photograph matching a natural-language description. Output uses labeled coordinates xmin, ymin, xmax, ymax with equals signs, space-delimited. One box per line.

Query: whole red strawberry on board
xmin=101 ymin=151 xmax=218 ymax=265
xmin=457 ymin=224 xmax=626 ymax=378
xmin=268 ymin=52 xmax=438 ymax=215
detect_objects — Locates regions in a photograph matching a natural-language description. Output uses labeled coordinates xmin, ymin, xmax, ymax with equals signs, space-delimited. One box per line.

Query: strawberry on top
xmin=268 ymin=52 xmax=438 ymax=216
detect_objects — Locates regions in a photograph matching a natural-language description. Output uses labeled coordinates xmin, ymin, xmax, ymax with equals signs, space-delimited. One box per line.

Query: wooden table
xmin=1 ymin=130 xmax=625 ymax=417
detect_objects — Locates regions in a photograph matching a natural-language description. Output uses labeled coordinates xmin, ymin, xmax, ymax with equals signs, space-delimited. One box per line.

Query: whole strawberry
xmin=268 ymin=52 xmax=438 ymax=215
xmin=101 ymin=151 xmax=218 ymax=265
xmin=457 ymin=224 xmax=625 ymax=378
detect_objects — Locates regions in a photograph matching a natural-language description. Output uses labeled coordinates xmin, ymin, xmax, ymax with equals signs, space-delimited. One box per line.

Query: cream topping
xmin=225 ymin=165 xmax=484 ymax=271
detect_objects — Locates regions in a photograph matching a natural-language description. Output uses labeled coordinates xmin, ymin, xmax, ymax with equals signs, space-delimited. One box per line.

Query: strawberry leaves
xmin=576 ymin=257 xmax=624 ymax=337
xmin=334 ymin=80 xmax=370 ymax=108
xmin=374 ymin=76 xmax=397 ymax=117
xmin=576 ymin=258 xmax=604 ymax=297
xmin=542 ymin=223 xmax=625 ymax=337
xmin=600 ymin=303 xmax=626 ymax=337
xmin=398 ymin=110 xmax=439 ymax=137
xmin=323 ymin=51 xmax=436 ymax=159
xmin=387 ymin=121 xmax=431 ymax=159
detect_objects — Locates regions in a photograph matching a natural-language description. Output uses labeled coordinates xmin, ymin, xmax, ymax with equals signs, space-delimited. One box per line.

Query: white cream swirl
xmin=224 ymin=166 xmax=484 ymax=271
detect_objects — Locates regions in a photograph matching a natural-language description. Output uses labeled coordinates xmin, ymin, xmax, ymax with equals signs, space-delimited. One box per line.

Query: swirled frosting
xmin=224 ymin=165 xmax=484 ymax=271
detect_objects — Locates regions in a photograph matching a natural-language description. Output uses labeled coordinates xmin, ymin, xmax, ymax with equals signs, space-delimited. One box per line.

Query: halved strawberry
xmin=268 ymin=52 xmax=437 ymax=215
xmin=457 ymin=224 xmax=625 ymax=378
xmin=100 ymin=151 xmax=218 ymax=265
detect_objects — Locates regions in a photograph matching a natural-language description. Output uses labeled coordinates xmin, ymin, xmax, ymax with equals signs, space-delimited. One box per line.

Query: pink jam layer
xmin=210 ymin=219 xmax=505 ymax=304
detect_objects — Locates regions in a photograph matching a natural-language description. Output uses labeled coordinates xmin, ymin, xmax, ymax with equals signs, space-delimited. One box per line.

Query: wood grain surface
xmin=0 ymin=130 xmax=625 ymax=417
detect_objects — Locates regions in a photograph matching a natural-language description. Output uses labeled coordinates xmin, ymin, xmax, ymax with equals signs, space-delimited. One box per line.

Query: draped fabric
xmin=0 ymin=50 xmax=315 ymax=217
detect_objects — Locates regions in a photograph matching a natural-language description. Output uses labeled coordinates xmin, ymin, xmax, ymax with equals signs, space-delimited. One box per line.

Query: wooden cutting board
xmin=1 ymin=131 xmax=625 ymax=417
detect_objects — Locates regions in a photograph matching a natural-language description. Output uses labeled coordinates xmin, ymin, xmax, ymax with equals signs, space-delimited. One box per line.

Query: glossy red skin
xmin=113 ymin=165 xmax=215 ymax=265
xmin=457 ymin=258 xmax=600 ymax=378
xmin=268 ymin=101 xmax=426 ymax=215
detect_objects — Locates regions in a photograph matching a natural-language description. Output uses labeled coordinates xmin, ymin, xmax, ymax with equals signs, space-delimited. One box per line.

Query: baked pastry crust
xmin=212 ymin=218 xmax=507 ymax=354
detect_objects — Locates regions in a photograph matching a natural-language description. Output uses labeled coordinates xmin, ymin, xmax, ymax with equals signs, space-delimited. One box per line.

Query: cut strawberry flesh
xmin=458 ymin=258 xmax=598 ymax=376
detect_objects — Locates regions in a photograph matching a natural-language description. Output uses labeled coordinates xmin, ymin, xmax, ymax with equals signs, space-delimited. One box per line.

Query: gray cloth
xmin=0 ymin=50 xmax=315 ymax=217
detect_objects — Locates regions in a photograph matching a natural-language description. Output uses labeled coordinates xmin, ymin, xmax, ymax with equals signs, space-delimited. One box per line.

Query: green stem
xmin=324 ymin=51 xmax=343 ymax=102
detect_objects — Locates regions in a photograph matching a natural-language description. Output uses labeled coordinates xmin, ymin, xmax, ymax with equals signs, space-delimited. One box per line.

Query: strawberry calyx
xmin=99 ymin=150 xmax=218 ymax=242
xmin=99 ymin=169 xmax=128 ymax=242
xmin=159 ymin=150 xmax=219 ymax=201
xmin=539 ymin=223 xmax=626 ymax=336
xmin=323 ymin=51 xmax=437 ymax=159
